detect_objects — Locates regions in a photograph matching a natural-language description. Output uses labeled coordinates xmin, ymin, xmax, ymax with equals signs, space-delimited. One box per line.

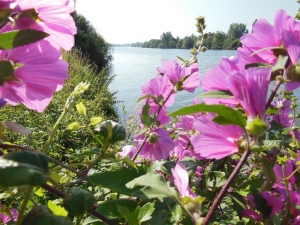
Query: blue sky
xmin=75 ymin=0 xmax=299 ymax=44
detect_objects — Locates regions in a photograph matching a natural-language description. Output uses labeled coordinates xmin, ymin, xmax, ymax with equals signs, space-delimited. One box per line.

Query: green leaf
xmin=0 ymin=61 xmax=15 ymax=85
xmin=206 ymin=171 xmax=227 ymax=188
xmin=67 ymin=122 xmax=81 ymax=131
xmin=77 ymin=148 xmax=101 ymax=157
xmin=0 ymin=9 xmax=12 ymax=24
xmin=89 ymin=168 xmax=145 ymax=196
xmin=176 ymin=55 xmax=187 ymax=63
xmin=3 ymin=150 xmax=48 ymax=174
xmin=168 ymin=103 xmax=246 ymax=128
xmin=229 ymin=192 xmax=246 ymax=220
xmin=21 ymin=206 xmax=72 ymax=225
xmin=96 ymin=199 xmax=138 ymax=219
xmin=90 ymin=117 xmax=103 ymax=126
xmin=136 ymin=202 xmax=156 ymax=223
xmin=63 ymin=187 xmax=95 ymax=217
xmin=94 ymin=120 xmax=126 ymax=145
xmin=76 ymin=102 xmax=86 ymax=115
xmin=47 ymin=200 xmax=68 ymax=217
xmin=141 ymin=97 xmax=153 ymax=128
xmin=121 ymin=156 xmax=138 ymax=171
xmin=0 ymin=158 xmax=48 ymax=187
xmin=126 ymin=173 xmax=178 ymax=200
xmin=250 ymin=186 xmax=272 ymax=218
xmin=116 ymin=205 xmax=137 ymax=225
xmin=260 ymin=157 xmax=276 ymax=184
xmin=196 ymin=90 xmax=234 ymax=99
xmin=235 ymin=179 xmax=264 ymax=197
xmin=0 ymin=29 xmax=49 ymax=50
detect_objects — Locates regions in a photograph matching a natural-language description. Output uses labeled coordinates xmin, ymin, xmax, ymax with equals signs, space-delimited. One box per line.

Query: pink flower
xmin=0 ymin=202 xmax=18 ymax=224
xmin=134 ymin=128 xmax=175 ymax=161
xmin=0 ymin=40 xmax=69 ymax=112
xmin=2 ymin=0 xmax=76 ymax=50
xmin=240 ymin=9 xmax=300 ymax=65
xmin=118 ymin=145 xmax=137 ymax=159
xmin=227 ymin=67 xmax=271 ymax=120
xmin=141 ymin=75 xmax=175 ymax=107
xmin=171 ymin=162 xmax=196 ymax=197
xmin=158 ymin=59 xmax=200 ymax=93
xmin=191 ymin=113 xmax=244 ymax=159
xmin=243 ymin=192 xmax=283 ymax=221
xmin=200 ymin=56 xmax=240 ymax=105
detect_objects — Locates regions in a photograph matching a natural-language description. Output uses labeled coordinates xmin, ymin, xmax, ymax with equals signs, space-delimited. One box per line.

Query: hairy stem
xmin=202 ymin=148 xmax=250 ymax=225
xmin=16 ymin=185 xmax=34 ymax=225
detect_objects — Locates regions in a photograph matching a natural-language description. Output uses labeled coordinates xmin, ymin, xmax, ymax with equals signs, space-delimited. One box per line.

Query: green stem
xmin=43 ymin=107 xmax=68 ymax=153
xmin=16 ymin=186 xmax=34 ymax=225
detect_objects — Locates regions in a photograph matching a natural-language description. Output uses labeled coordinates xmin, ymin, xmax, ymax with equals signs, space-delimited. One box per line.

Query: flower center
xmin=148 ymin=132 xmax=159 ymax=144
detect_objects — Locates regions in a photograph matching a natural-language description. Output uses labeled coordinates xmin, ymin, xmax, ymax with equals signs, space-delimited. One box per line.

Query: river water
xmin=109 ymin=47 xmax=237 ymax=120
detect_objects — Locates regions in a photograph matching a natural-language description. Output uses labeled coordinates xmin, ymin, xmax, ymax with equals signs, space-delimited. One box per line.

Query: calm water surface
xmin=109 ymin=47 xmax=236 ymax=120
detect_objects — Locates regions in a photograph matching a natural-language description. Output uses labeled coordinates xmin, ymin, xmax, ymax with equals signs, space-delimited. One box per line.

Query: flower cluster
xmin=0 ymin=0 xmax=76 ymax=112
xmin=119 ymin=8 xmax=300 ymax=224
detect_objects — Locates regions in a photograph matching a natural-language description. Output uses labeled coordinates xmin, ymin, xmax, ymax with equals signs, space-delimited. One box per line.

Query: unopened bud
xmin=246 ymin=117 xmax=267 ymax=136
xmin=287 ymin=64 xmax=300 ymax=81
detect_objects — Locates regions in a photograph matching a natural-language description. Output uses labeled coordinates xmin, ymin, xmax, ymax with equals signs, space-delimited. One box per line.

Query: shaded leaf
xmin=0 ymin=29 xmax=49 ymax=50
xmin=196 ymin=90 xmax=234 ymax=99
xmin=89 ymin=168 xmax=145 ymax=196
xmin=126 ymin=173 xmax=177 ymax=200
xmin=168 ymin=103 xmax=246 ymax=128
xmin=63 ymin=187 xmax=95 ymax=217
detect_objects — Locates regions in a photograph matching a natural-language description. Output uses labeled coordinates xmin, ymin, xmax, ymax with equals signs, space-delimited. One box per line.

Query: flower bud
xmin=246 ymin=117 xmax=267 ymax=136
xmin=287 ymin=64 xmax=300 ymax=82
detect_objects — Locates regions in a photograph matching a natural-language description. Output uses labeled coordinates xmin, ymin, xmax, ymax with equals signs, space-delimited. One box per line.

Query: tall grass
xmin=1 ymin=48 xmax=119 ymax=156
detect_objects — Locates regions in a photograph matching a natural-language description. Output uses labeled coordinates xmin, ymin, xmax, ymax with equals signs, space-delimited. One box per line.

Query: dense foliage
xmin=132 ymin=23 xmax=248 ymax=50
xmin=73 ymin=12 xmax=113 ymax=70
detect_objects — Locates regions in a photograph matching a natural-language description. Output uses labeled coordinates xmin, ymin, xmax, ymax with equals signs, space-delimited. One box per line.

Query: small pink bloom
xmin=141 ymin=75 xmax=175 ymax=107
xmin=191 ymin=113 xmax=244 ymax=159
xmin=118 ymin=145 xmax=137 ymax=159
xmin=158 ymin=59 xmax=200 ymax=93
xmin=171 ymin=162 xmax=196 ymax=197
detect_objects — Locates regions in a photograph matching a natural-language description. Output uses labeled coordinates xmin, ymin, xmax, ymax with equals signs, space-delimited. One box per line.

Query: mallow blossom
xmin=240 ymin=9 xmax=300 ymax=91
xmin=2 ymin=0 xmax=76 ymax=50
xmin=0 ymin=202 xmax=18 ymax=224
xmin=157 ymin=59 xmax=200 ymax=93
xmin=0 ymin=40 xmax=69 ymax=112
xmin=134 ymin=128 xmax=175 ymax=161
xmin=171 ymin=162 xmax=196 ymax=197
xmin=191 ymin=113 xmax=244 ymax=159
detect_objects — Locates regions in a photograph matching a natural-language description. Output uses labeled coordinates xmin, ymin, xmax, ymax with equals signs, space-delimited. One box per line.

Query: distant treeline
xmin=131 ymin=23 xmax=248 ymax=50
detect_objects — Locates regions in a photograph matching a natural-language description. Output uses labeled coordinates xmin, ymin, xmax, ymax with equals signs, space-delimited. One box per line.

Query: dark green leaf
xmin=3 ymin=150 xmax=48 ymax=174
xmin=196 ymin=90 xmax=234 ymax=99
xmin=63 ymin=187 xmax=95 ymax=217
xmin=97 ymin=199 xmax=138 ymax=219
xmin=126 ymin=173 xmax=177 ymax=200
xmin=168 ymin=103 xmax=246 ymax=128
xmin=260 ymin=157 xmax=276 ymax=184
xmin=0 ymin=158 xmax=48 ymax=187
xmin=116 ymin=205 xmax=137 ymax=224
xmin=89 ymin=168 xmax=145 ymax=196
xmin=94 ymin=120 xmax=126 ymax=145
xmin=21 ymin=206 xmax=72 ymax=225
xmin=250 ymin=186 xmax=272 ymax=218
xmin=229 ymin=192 xmax=246 ymax=220
xmin=206 ymin=171 xmax=227 ymax=188
xmin=0 ymin=29 xmax=49 ymax=50
xmin=77 ymin=148 xmax=101 ymax=157
xmin=141 ymin=97 xmax=153 ymax=128
xmin=235 ymin=179 xmax=264 ymax=196
xmin=0 ymin=61 xmax=14 ymax=85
